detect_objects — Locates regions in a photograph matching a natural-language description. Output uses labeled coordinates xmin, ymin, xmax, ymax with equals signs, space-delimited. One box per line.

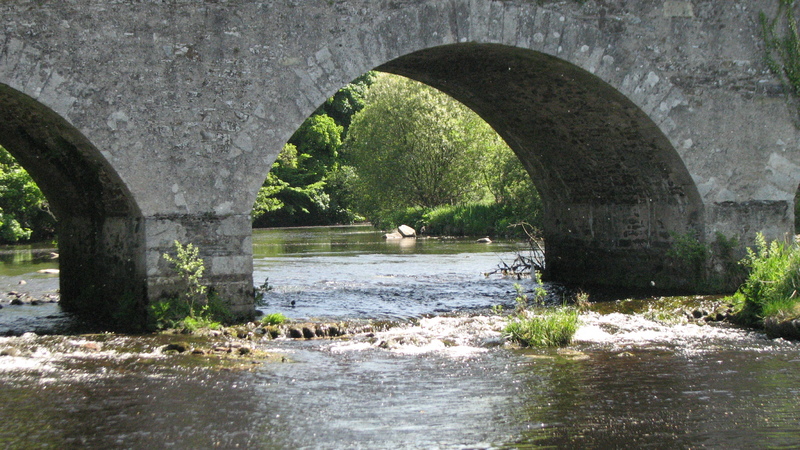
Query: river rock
xmin=397 ymin=224 xmax=416 ymax=238
xmin=164 ymin=342 xmax=190 ymax=353
xmin=383 ymin=231 xmax=403 ymax=239
xmin=480 ymin=337 xmax=505 ymax=347
xmin=78 ymin=341 xmax=103 ymax=352
xmin=0 ymin=347 xmax=21 ymax=356
xmin=477 ymin=237 xmax=492 ymax=243
xmin=288 ymin=328 xmax=304 ymax=339
xmin=764 ymin=317 xmax=800 ymax=341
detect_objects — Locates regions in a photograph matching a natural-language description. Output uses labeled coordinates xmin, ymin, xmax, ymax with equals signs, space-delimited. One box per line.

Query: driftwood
xmin=486 ymin=223 xmax=545 ymax=278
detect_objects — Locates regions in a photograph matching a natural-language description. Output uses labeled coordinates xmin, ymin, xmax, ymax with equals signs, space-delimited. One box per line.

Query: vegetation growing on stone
xmin=503 ymin=275 xmax=579 ymax=348
xmin=729 ymin=233 xmax=800 ymax=327
xmin=150 ymin=241 xmax=232 ymax=332
xmin=664 ymin=231 xmax=745 ymax=292
xmin=761 ymin=0 xmax=800 ymax=105
xmin=261 ymin=313 xmax=288 ymax=326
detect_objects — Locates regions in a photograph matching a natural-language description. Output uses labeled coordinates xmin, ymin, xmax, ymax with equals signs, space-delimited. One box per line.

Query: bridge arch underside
xmin=380 ymin=44 xmax=703 ymax=290
xmin=0 ymin=83 xmax=146 ymax=327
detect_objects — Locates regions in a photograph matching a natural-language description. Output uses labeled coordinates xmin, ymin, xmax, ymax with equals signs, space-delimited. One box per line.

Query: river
xmin=1 ymin=225 xmax=799 ymax=448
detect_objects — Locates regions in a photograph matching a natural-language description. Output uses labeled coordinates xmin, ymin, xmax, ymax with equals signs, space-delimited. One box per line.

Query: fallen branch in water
xmin=486 ymin=222 xmax=545 ymax=278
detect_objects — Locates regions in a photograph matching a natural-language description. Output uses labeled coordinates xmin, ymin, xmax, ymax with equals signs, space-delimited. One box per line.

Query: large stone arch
xmin=0 ymin=83 xmax=147 ymax=327
xmin=281 ymin=4 xmax=705 ymax=289
xmin=379 ymin=43 xmax=703 ymax=288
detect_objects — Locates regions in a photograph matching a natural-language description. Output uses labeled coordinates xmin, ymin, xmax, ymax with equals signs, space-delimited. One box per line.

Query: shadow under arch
xmin=378 ymin=43 xmax=704 ymax=289
xmin=0 ymin=83 xmax=147 ymax=328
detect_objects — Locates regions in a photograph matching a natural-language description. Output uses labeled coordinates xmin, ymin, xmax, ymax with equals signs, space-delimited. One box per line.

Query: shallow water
xmin=1 ymin=225 xmax=799 ymax=449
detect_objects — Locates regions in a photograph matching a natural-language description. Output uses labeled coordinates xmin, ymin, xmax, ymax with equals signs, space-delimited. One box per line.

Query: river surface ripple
xmin=0 ymin=225 xmax=799 ymax=449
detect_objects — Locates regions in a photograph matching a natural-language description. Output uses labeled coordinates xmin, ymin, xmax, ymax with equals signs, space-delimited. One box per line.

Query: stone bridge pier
xmin=1 ymin=0 xmax=798 ymax=327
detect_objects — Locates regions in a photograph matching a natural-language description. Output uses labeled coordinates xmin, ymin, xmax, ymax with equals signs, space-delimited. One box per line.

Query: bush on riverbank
xmin=0 ymin=146 xmax=56 ymax=244
xmin=374 ymin=201 xmax=542 ymax=238
xmin=730 ymin=233 xmax=800 ymax=327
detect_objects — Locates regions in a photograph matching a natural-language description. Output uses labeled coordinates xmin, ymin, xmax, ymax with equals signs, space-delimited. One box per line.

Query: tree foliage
xmin=253 ymin=71 xmax=542 ymax=235
xmin=343 ymin=73 xmax=541 ymax=228
xmin=253 ymin=73 xmax=376 ymax=228
xmin=345 ymin=74 xmax=485 ymax=211
xmin=0 ymin=146 xmax=55 ymax=243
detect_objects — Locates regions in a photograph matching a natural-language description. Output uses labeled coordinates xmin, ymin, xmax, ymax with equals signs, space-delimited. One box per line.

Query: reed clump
xmin=502 ymin=276 xmax=580 ymax=348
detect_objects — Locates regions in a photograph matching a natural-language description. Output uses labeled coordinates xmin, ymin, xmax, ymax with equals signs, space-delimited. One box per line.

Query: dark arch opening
xmin=0 ymin=83 xmax=147 ymax=327
xmin=377 ymin=43 xmax=704 ymax=289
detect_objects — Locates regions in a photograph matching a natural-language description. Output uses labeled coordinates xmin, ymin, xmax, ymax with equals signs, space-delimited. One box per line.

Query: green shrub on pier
xmin=150 ymin=241 xmax=232 ymax=332
xmin=730 ymin=233 xmax=800 ymax=326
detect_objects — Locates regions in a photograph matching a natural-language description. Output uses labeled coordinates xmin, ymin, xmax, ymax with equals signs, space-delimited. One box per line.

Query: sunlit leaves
xmin=0 ymin=146 xmax=54 ymax=243
xmin=344 ymin=73 xmax=535 ymax=220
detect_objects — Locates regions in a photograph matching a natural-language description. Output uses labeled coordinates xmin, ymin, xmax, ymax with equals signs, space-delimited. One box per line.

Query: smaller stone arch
xmin=0 ymin=83 xmax=147 ymax=328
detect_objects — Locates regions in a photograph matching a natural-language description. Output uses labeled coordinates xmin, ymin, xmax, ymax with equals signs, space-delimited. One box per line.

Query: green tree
xmin=253 ymin=142 xmax=333 ymax=227
xmin=345 ymin=74 xmax=484 ymax=212
xmin=252 ymin=73 xmax=377 ymax=228
xmin=320 ymin=72 xmax=377 ymax=131
xmin=0 ymin=146 xmax=55 ymax=243
xmin=343 ymin=73 xmax=540 ymax=226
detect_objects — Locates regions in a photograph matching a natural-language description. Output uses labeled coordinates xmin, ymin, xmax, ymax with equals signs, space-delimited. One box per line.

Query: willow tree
xmin=344 ymin=73 xmax=517 ymax=219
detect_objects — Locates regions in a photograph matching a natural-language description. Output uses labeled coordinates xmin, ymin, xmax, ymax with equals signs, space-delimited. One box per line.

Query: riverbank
xmin=372 ymin=202 xmax=541 ymax=238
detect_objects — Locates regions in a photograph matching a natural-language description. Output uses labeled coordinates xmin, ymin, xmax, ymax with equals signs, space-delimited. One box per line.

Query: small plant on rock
xmin=261 ymin=313 xmax=288 ymax=326
xmin=504 ymin=307 xmax=579 ymax=348
xmin=149 ymin=241 xmax=231 ymax=331
xmin=254 ymin=277 xmax=273 ymax=307
xmin=504 ymin=271 xmax=579 ymax=348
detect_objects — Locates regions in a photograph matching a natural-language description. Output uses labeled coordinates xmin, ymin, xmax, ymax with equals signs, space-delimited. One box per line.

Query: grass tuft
xmin=504 ymin=307 xmax=579 ymax=348
xmin=261 ymin=313 xmax=289 ymax=326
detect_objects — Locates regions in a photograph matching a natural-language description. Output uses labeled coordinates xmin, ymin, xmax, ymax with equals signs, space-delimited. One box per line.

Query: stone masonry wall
xmin=0 ymin=0 xmax=798 ymax=317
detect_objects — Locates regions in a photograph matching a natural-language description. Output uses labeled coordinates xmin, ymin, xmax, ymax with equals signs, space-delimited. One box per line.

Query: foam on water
xmin=328 ymin=315 xmax=507 ymax=357
xmin=574 ymin=311 xmax=784 ymax=354
xmin=325 ymin=308 xmax=793 ymax=360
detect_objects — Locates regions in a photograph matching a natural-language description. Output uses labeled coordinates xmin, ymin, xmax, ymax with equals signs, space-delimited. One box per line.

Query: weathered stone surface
xmin=0 ymin=0 xmax=796 ymax=324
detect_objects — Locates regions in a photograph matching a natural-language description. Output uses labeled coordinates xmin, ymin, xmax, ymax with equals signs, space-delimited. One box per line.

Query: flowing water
xmin=1 ymin=225 xmax=799 ymax=449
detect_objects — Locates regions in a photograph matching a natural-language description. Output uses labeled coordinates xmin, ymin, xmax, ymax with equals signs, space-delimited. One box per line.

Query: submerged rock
xmin=764 ymin=317 xmax=800 ymax=341
xmin=164 ymin=342 xmax=191 ymax=353
xmin=0 ymin=347 xmax=21 ymax=357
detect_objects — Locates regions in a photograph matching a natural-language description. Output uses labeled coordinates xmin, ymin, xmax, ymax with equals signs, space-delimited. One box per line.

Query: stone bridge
xmin=1 ymin=0 xmax=797 ymax=327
